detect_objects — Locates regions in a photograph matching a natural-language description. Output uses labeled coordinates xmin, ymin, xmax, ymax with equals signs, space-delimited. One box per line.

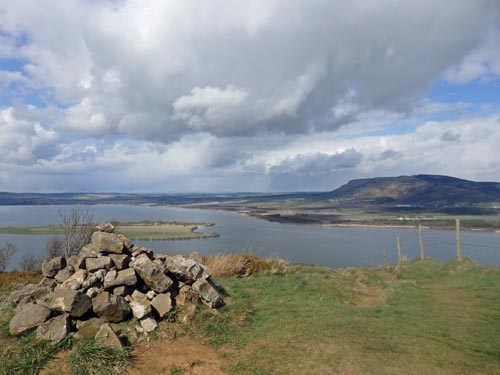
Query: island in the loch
xmin=0 ymin=221 xmax=219 ymax=240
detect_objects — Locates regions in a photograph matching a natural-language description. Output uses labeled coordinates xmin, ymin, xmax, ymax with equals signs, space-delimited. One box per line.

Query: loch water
xmin=1 ymin=205 xmax=500 ymax=270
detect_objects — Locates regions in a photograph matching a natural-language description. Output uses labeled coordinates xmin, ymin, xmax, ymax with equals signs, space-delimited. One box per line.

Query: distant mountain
xmin=323 ymin=175 xmax=500 ymax=206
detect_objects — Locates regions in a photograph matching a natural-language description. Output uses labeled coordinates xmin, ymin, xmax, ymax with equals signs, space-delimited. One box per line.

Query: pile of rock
xmin=7 ymin=223 xmax=224 ymax=348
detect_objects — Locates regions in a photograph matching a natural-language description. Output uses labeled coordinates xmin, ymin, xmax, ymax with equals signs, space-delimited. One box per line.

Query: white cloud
xmin=0 ymin=1 xmax=499 ymax=192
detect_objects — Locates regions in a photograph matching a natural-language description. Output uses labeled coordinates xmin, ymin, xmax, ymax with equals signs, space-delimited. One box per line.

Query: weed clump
xmin=202 ymin=254 xmax=287 ymax=278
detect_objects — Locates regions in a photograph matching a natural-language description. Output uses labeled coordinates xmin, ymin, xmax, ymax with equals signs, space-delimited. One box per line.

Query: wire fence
xmin=368 ymin=222 xmax=500 ymax=267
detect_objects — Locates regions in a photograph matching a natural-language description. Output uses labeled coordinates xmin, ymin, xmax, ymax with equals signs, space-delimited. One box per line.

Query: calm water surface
xmin=1 ymin=205 xmax=499 ymax=270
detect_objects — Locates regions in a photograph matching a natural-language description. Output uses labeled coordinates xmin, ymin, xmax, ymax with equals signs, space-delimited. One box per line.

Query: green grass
xmin=194 ymin=260 xmax=500 ymax=375
xmin=67 ymin=338 xmax=132 ymax=375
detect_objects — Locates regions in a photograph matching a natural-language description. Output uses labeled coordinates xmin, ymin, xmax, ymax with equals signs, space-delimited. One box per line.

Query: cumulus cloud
xmin=0 ymin=0 xmax=498 ymax=141
xmin=0 ymin=1 xmax=499 ymax=192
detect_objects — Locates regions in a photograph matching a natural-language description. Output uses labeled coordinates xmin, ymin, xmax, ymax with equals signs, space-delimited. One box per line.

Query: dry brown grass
xmin=201 ymin=254 xmax=288 ymax=278
xmin=0 ymin=271 xmax=43 ymax=291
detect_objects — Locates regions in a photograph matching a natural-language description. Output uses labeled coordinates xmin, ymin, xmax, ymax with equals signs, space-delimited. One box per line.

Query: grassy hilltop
xmin=1 ymin=255 xmax=499 ymax=375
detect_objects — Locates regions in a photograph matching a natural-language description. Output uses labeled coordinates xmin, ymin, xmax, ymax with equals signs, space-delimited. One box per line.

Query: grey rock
xmin=48 ymin=289 xmax=92 ymax=318
xmin=131 ymin=290 xmax=147 ymax=302
xmin=131 ymin=254 xmax=173 ymax=293
xmin=66 ymin=255 xmax=82 ymax=270
xmin=7 ymin=283 xmax=36 ymax=304
xmin=60 ymin=269 xmax=87 ymax=290
xmin=103 ymin=270 xmax=117 ymax=286
xmin=80 ymin=243 xmax=100 ymax=258
xmin=95 ymin=323 xmax=123 ymax=349
xmin=175 ymin=285 xmax=199 ymax=306
xmin=36 ymin=314 xmax=72 ymax=342
xmin=139 ymin=317 xmax=158 ymax=332
xmin=92 ymin=292 xmax=131 ymax=323
xmin=151 ymin=293 xmax=173 ymax=318
xmin=109 ymin=254 xmax=130 ymax=270
xmin=146 ymin=290 xmax=156 ymax=300
xmin=192 ymin=279 xmax=224 ymax=308
xmin=129 ymin=299 xmax=151 ymax=320
xmin=162 ymin=254 xmax=207 ymax=282
xmin=118 ymin=234 xmax=132 ymax=249
xmin=42 ymin=256 xmax=66 ymax=277
xmin=131 ymin=246 xmax=153 ymax=258
xmin=91 ymin=232 xmax=124 ymax=254
xmin=86 ymin=287 xmax=100 ymax=298
xmin=104 ymin=268 xmax=137 ymax=289
xmin=112 ymin=286 xmax=131 ymax=297
xmin=86 ymin=256 xmax=112 ymax=272
xmin=9 ymin=303 xmax=51 ymax=336
xmin=96 ymin=222 xmax=115 ymax=233
xmin=54 ymin=266 xmax=75 ymax=283
xmin=76 ymin=317 xmax=104 ymax=338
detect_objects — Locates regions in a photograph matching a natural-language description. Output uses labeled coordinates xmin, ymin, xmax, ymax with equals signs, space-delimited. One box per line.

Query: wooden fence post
xmin=456 ymin=218 xmax=462 ymax=259
xmin=397 ymin=237 xmax=402 ymax=263
xmin=383 ymin=248 xmax=387 ymax=266
xmin=418 ymin=224 xmax=425 ymax=260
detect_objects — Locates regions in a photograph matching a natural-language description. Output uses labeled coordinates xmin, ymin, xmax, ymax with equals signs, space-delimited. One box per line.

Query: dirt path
xmin=126 ymin=336 xmax=225 ymax=375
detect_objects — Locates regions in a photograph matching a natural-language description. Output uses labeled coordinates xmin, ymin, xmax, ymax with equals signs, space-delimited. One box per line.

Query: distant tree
xmin=59 ymin=207 xmax=96 ymax=257
xmin=20 ymin=253 xmax=43 ymax=272
xmin=0 ymin=242 xmax=17 ymax=272
xmin=45 ymin=235 xmax=64 ymax=259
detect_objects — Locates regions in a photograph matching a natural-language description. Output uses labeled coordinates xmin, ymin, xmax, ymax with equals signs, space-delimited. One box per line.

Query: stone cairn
xmin=7 ymin=223 xmax=224 ymax=348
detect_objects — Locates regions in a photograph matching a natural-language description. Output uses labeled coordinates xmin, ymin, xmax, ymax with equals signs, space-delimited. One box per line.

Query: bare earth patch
xmin=127 ymin=336 xmax=225 ymax=375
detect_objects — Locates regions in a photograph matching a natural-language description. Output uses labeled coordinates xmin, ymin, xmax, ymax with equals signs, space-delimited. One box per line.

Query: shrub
xmin=0 ymin=242 xmax=17 ymax=272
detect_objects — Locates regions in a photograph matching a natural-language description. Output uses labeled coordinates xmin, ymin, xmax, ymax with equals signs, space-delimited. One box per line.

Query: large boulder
xmin=92 ymin=292 xmax=131 ymax=323
xmin=91 ymin=232 xmax=124 ymax=254
xmin=42 ymin=256 xmax=66 ymax=277
xmin=131 ymin=254 xmax=173 ymax=293
xmin=9 ymin=303 xmax=51 ymax=336
xmin=36 ymin=314 xmax=72 ymax=342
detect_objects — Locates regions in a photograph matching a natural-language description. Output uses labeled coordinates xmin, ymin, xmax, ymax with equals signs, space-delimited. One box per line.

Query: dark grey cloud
xmin=268 ymin=149 xmax=362 ymax=176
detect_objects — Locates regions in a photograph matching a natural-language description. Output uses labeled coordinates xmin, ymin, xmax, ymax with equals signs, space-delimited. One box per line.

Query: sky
xmin=0 ymin=0 xmax=499 ymax=193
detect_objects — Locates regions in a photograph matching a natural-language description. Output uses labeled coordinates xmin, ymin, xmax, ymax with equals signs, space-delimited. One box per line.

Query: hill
xmin=324 ymin=174 xmax=500 ymax=206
